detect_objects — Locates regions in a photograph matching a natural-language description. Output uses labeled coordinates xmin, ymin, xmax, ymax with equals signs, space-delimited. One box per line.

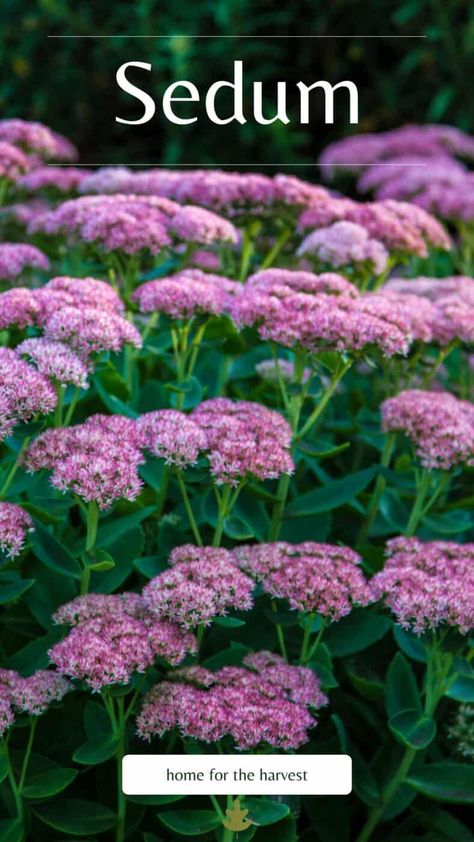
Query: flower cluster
xmin=0 ymin=668 xmax=71 ymax=734
xmin=381 ymin=390 xmax=474 ymax=470
xmin=0 ymin=502 xmax=33 ymax=558
xmin=371 ymin=537 xmax=474 ymax=634
xmin=137 ymin=650 xmax=327 ymax=749
xmin=0 ymin=141 xmax=31 ymax=182
xmin=49 ymin=593 xmax=196 ymax=690
xmin=17 ymin=166 xmax=91 ymax=194
xmin=0 ymin=242 xmax=50 ymax=281
xmin=137 ymin=410 xmax=207 ymax=468
xmin=24 ymin=416 xmax=145 ymax=509
xmin=43 ymin=306 xmax=142 ymax=356
xmin=0 ymin=347 xmax=57 ymax=440
xmin=383 ymin=276 xmax=474 ymax=345
xmin=297 ymin=220 xmax=389 ymax=275
xmin=142 ymin=545 xmax=254 ymax=628
xmin=234 ymin=542 xmax=373 ymax=621
xmin=17 ymin=338 xmax=90 ymax=389
xmin=0 ymin=118 xmax=78 ymax=161
xmin=191 ymin=398 xmax=294 ymax=485
xmin=169 ymin=205 xmax=239 ymax=245
xmin=132 ymin=268 xmax=240 ymax=320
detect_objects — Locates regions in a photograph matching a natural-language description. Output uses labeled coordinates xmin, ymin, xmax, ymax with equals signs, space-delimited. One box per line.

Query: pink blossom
xmin=80 ymin=205 xmax=171 ymax=255
xmin=170 ymin=205 xmax=239 ymax=245
xmin=53 ymin=592 xmax=145 ymax=626
xmin=0 ymin=141 xmax=32 ymax=181
xmin=192 ymin=398 xmax=294 ymax=485
xmin=49 ymin=594 xmax=196 ymax=690
xmin=137 ymin=410 xmax=207 ymax=468
xmin=0 ymin=243 xmax=50 ymax=281
xmin=234 ymin=542 xmax=373 ymax=622
xmin=35 ymin=275 xmax=125 ymax=322
xmin=0 ymin=119 xmax=78 ymax=161
xmin=381 ymin=390 xmax=474 ymax=469
xmin=17 ymin=166 xmax=90 ymax=193
xmin=371 ymin=537 xmax=474 ymax=634
xmin=0 ymin=287 xmax=39 ymax=329
xmin=0 ymin=347 xmax=57 ymax=438
xmin=0 ymin=668 xmax=71 ymax=721
xmin=44 ymin=306 xmax=141 ymax=356
xmin=0 ymin=502 xmax=33 ymax=558
xmin=133 ymin=269 xmax=240 ymax=319
xmin=297 ymin=221 xmax=389 ymax=275
xmin=16 ymin=338 xmax=90 ymax=389
xmin=142 ymin=545 xmax=254 ymax=628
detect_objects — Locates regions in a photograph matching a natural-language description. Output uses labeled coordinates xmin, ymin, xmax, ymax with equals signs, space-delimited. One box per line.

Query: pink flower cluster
xmin=298 ymin=197 xmax=451 ymax=258
xmin=0 ymin=502 xmax=33 ymax=558
xmin=297 ymin=220 xmax=389 ymax=275
xmin=169 ymin=205 xmax=239 ymax=245
xmin=50 ymin=593 xmax=196 ymax=690
xmin=18 ymin=166 xmax=91 ymax=193
xmin=235 ymin=542 xmax=373 ymax=622
xmin=24 ymin=415 xmax=145 ymax=509
xmin=0 ymin=141 xmax=31 ymax=181
xmin=231 ymin=269 xmax=414 ymax=357
xmin=44 ymin=305 xmax=141 ymax=356
xmin=371 ymin=537 xmax=474 ymax=634
xmin=191 ymin=398 xmax=294 ymax=485
xmin=133 ymin=269 xmax=240 ymax=320
xmin=137 ymin=410 xmax=207 ymax=468
xmin=142 ymin=545 xmax=254 ymax=628
xmin=17 ymin=338 xmax=90 ymax=389
xmin=0 ymin=346 xmax=57 ymax=440
xmin=0 ymin=118 xmax=78 ymax=161
xmin=382 ymin=276 xmax=474 ymax=345
xmin=0 ymin=668 xmax=71 ymax=734
xmin=381 ymin=390 xmax=474 ymax=469
xmin=137 ymin=650 xmax=327 ymax=749
xmin=0 ymin=243 xmax=50 ymax=281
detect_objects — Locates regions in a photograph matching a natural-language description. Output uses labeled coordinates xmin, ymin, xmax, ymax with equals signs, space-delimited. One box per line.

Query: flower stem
xmin=80 ymin=501 xmax=100 ymax=595
xmin=115 ymin=697 xmax=127 ymax=842
xmin=18 ymin=717 xmax=38 ymax=792
xmin=63 ymin=387 xmax=80 ymax=426
xmin=405 ymin=469 xmax=432 ymax=536
xmin=271 ymin=601 xmax=288 ymax=662
xmin=213 ymin=485 xmax=233 ymax=548
xmin=54 ymin=386 xmax=65 ymax=427
xmin=0 ymin=437 xmax=30 ymax=500
xmin=296 ymin=359 xmax=352 ymax=441
xmin=358 ymin=432 xmax=396 ymax=543
xmin=260 ymin=226 xmax=291 ymax=270
xmin=222 ymin=794 xmax=236 ymax=842
xmin=210 ymin=794 xmax=225 ymax=823
xmin=355 ymin=747 xmax=417 ymax=842
xmin=299 ymin=613 xmax=316 ymax=665
xmin=239 ymin=221 xmax=261 ymax=281
xmin=176 ymin=472 xmax=203 ymax=546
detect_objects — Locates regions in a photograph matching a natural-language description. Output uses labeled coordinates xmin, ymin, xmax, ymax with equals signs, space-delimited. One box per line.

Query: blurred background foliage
xmin=0 ymin=0 xmax=472 ymax=172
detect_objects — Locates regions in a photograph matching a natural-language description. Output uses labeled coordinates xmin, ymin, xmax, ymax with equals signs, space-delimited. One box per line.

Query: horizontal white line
xmin=47 ymin=35 xmax=427 ymax=39
xmin=48 ymin=163 xmax=430 ymax=168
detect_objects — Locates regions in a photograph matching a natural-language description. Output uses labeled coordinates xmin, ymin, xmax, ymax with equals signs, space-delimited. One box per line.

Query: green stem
xmin=259 ymin=226 xmax=291 ymax=270
xmin=0 ymin=437 xmax=30 ymax=500
xmin=155 ymin=464 xmax=170 ymax=519
xmin=239 ymin=221 xmax=261 ymax=281
xmin=54 ymin=386 xmax=65 ymax=427
xmin=358 ymin=432 xmax=396 ymax=543
xmin=115 ymin=697 xmax=127 ymax=842
xmin=176 ymin=472 xmax=203 ymax=546
xmin=210 ymin=794 xmax=225 ymax=823
xmin=271 ymin=601 xmax=288 ymax=662
xmin=80 ymin=501 xmax=100 ymax=595
xmin=421 ymin=340 xmax=457 ymax=388
xmin=305 ymin=622 xmax=326 ymax=664
xmin=222 ymin=794 xmax=236 ymax=842
xmin=296 ymin=359 xmax=352 ymax=441
xmin=63 ymin=387 xmax=80 ymax=426
xmin=18 ymin=717 xmax=38 ymax=792
xmin=299 ymin=613 xmax=315 ymax=665
xmin=213 ymin=485 xmax=233 ymax=548
xmin=405 ymin=470 xmax=432 ymax=536
xmin=355 ymin=747 xmax=417 ymax=842
xmin=196 ymin=623 xmax=206 ymax=655
xmin=2 ymin=739 xmax=23 ymax=829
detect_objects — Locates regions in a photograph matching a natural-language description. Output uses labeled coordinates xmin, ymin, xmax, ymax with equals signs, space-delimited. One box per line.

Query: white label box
xmin=122 ymin=754 xmax=352 ymax=795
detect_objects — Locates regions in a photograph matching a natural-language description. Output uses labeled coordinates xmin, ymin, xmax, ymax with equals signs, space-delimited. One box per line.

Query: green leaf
xmin=0 ymin=748 xmax=8 ymax=783
xmin=84 ymin=701 xmax=111 ymax=738
xmin=393 ymin=626 xmax=427 ymax=663
xmin=127 ymin=794 xmax=185 ymax=806
xmin=33 ymin=798 xmax=116 ymax=834
xmin=324 ymin=610 xmax=391 ymax=657
xmin=254 ymin=818 xmax=298 ymax=841
xmin=213 ymin=616 xmax=246 ymax=628
xmin=406 ymin=763 xmax=474 ymax=803
xmin=168 ymin=376 xmax=203 ymax=409
xmin=446 ymin=675 xmax=474 ymax=703
xmin=0 ymin=819 xmax=23 ymax=842
xmin=203 ymin=644 xmax=251 ymax=670
xmin=23 ymin=768 xmax=77 ymax=799
xmin=158 ymin=810 xmax=220 ymax=835
xmin=244 ymin=798 xmax=290 ymax=826
xmin=0 ymin=573 xmax=35 ymax=604
xmin=82 ymin=549 xmax=115 ymax=572
xmin=286 ymin=468 xmax=376 ymax=517
xmin=30 ymin=522 xmax=82 ymax=580
xmin=96 ymin=507 xmax=154 ymax=548
xmin=223 ymin=515 xmax=255 ymax=540
xmin=7 ymin=627 xmax=64 ymax=673
xmin=73 ymin=734 xmax=120 ymax=765
xmin=386 ymin=653 xmax=421 ymax=718
xmin=389 ymin=708 xmax=437 ymax=750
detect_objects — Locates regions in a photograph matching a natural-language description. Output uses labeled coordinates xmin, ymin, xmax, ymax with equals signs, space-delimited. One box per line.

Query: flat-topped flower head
xmin=383 ymin=276 xmax=474 ymax=345
xmin=17 ymin=166 xmax=90 ymax=194
xmin=137 ymin=410 xmax=207 ymax=468
xmin=24 ymin=418 xmax=144 ymax=509
xmin=246 ymin=268 xmax=358 ymax=298
xmin=0 ymin=141 xmax=31 ymax=181
xmin=297 ymin=220 xmax=389 ymax=276
xmin=142 ymin=545 xmax=254 ymax=628
xmin=44 ymin=306 xmax=141 ymax=356
xmin=16 ymin=338 xmax=90 ymax=389
xmin=137 ymin=650 xmax=326 ymax=749
xmin=53 ymin=592 xmax=145 ymax=626
xmin=0 ymin=502 xmax=33 ymax=558
xmin=49 ymin=594 xmax=197 ymax=691
xmin=371 ymin=537 xmax=474 ymax=634
xmin=0 ymin=243 xmax=50 ymax=282
xmin=234 ymin=541 xmax=373 ymax=622
xmin=133 ymin=268 xmax=239 ymax=319
xmin=191 ymin=398 xmax=294 ymax=485
xmin=0 ymin=118 xmax=78 ymax=160
xmin=0 ymin=668 xmax=71 ymax=722
xmin=0 ymin=287 xmax=39 ymax=330
xmin=34 ymin=275 xmax=125 ymax=325
xmin=381 ymin=390 xmax=474 ymax=470
xmin=356 ymin=154 xmax=465 ymax=198
xmin=170 ymin=205 xmax=239 ymax=245
xmin=0 ymin=347 xmax=57 ymax=438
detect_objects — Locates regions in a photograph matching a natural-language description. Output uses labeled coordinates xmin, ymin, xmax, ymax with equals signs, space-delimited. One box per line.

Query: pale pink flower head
xmin=49 ymin=594 xmax=197 ymax=690
xmin=234 ymin=541 xmax=373 ymax=622
xmin=133 ymin=268 xmax=239 ymax=319
xmin=0 ymin=502 xmax=33 ymax=558
xmin=0 ymin=287 xmax=39 ymax=329
xmin=16 ymin=337 xmax=90 ymax=389
xmin=0 ymin=119 xmax=78 ymax=161
xmin=0 ymin=243 xmax=50 ymax=282
xmin=53 ymin=591 xmax=145 ymax=626
xmin=17 ymin=166 xmax=90 ymax=194
xmin=0 ymin=668 xmax=71 ymax=722
xmin=297 ymin=220 xmax=389 ymax=275
xmin=173 ymin=170 xmax=275 ymax=217
xmin=137 ymin=410 xmax=207 ymax=468
xmin=137 ymin=650 xmax=326 ymax=750
xmin=0 ymin=347 xmax=57 ymax=438
xmin=79 ymin=205 xmax=171 ymax=255
xmin=382 ymin=389 xmax=474 ymax=470
xmin=191 ymin=398 xmax=294 ymax=486
xmin=0 ymin=141 xmax=31 ymax=181
xmin=34 ymin=275 xmax=125 ymax=325
xmin=371 ymin=537 xmax=474 ymax=635
xmin=170 ymin=205 xmax=239 ymax=245
xmin=142 ymin=545 xmax=254 ymax=628
xmin=24 ymin=418 xmax=144 ymax=510
xmin=245 ymin=268 xmax=358 ymax=298
xmin=43 ymin=306 xmax=141 ymax=356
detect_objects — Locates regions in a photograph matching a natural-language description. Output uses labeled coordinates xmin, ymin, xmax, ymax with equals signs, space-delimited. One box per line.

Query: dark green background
xmin=0 ymin=1 xmax=471 ymax=172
